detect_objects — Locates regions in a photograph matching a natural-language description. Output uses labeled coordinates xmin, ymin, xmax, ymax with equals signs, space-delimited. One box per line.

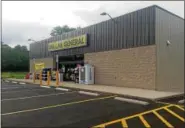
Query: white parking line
xmin=2 ymin=87 xmax=21 ymax=90
xmin=114 ymin=97 xmax=149 ymax=105
xmin=178 ymin=99 xmax=185 ymax=104
xmin=19 ymin=82 xmax=26 ymax=85
xmin=56 ymin=88 xmax=69 ymax=91
xmin=1 ymin=88 xmax=44 ymax=94
xmin=12 ymin=81 xmax=17 ymax=84
xmin=78 ymin=91 xmax=99 ymax=96
xmin=1 ymin=91 xmax=76 ymax=101
xmin=41 ymin=86 xmax=50 ymax=88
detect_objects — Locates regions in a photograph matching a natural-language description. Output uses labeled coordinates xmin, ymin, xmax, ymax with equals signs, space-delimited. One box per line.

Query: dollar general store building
xmin=29 ymin=5 xmax=184 ymax=92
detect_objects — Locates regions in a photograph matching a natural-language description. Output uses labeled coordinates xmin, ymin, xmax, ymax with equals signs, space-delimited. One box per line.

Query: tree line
xmin=2 ymin=43 xmax=29 ymax=71
xmin=2 ymin=25 xmax=79 ymax=72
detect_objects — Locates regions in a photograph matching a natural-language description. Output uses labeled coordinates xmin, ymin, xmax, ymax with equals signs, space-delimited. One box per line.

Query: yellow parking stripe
xmin=152 ymin=111 xmax=173 ymax=128
xmin=164 ymin=107 xmax=185 ymax=122
xmin=2 ymin=95 xmax=116 ymax=116
xmin=123 ymin=105 xmax=174 ymax=120
xmin=94 ymin=104 xmax=173 ymax=127
xmin=175 ymin=105 xmax=185 ymax=111
xmin=93 ymin=120 xmax=128 ymax=128
xmin=92 ymin=125 xmax=105 ymax=128
xmin=139 ymin=115 xmax=151 ymax=128
xmin=94 ymin=119 xmax=122 ymax=127
xmin=94 ymin=104 xmax=184 ymax=127
xmin=121 ymin=120 xmax=128 ymax=128
xmin=156 ymin=101 xmax=184 ymax=108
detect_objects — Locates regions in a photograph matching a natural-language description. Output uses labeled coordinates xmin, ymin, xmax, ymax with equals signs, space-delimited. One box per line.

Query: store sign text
xmin=48 ymin=34 xmax=87 ymax=51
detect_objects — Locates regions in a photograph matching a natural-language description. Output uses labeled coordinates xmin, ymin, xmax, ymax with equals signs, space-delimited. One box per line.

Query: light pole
xmin=28 ymin=38 xmax=36 ymax=81
xmin=28 ymin=38 xmax=36 ymax=71
xmin=56 ymin=54 xmax=59 ymax=71
xmin=100 ymin=12 xmax=117 ymax=24
xmin=33 ymin=58 xmax=36 ymax=70
xmin=33 ymin=58 xmax=36 ymax=82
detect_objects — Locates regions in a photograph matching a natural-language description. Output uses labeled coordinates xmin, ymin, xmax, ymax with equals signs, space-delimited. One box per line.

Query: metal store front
xmin=49 ymin=34 xmax=87 ymax=82
xmin=29 ymin=5 xmax=184 ymax=92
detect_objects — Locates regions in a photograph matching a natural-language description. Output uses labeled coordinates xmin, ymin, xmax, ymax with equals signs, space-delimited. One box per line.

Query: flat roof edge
xmin=31 ymin=5 xmax=184 ymax=45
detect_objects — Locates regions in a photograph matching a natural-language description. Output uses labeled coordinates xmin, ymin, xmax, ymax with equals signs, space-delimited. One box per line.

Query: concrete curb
xmin=56 ymin=88 xmax=69 ymax=91
xmin=114 ymin=97 xmax=149 ymax=105
xmin=4 ymin=79 xmax=184 ymax=103
xmin=5 ymin=80 xmax=9 ymax=82
xmin=61 ymin=86 xmax=154 ymax=102
xmin=154 ymin=93 xmax=184 ymax=101
xmin=78 ymin=91 xmax=99 ymax=96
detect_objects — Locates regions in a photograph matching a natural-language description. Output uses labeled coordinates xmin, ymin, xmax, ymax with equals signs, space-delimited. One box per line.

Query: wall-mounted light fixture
xmin=166 ymin=40 xmax=171 ymax=46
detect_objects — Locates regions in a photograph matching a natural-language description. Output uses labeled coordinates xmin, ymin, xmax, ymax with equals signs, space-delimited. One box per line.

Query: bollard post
xmin=40 ymin=71 xmax=42 ymax=86
xmin=47 ymin=71 xmax=50 ymax=86
xmin=56 ymin=70 xmax=59 ymax=87
xmin=33 ymin=72 xmax=35 ymax=83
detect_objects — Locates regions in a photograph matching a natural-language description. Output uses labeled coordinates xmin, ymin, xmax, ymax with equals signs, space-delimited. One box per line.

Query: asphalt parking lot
xmin=1 ymin=80 xmax=184 ymax=128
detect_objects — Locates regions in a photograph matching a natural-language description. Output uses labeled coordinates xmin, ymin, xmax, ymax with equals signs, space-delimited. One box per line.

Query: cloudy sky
xmin=2 ymin=1 xmax=184 ymax=49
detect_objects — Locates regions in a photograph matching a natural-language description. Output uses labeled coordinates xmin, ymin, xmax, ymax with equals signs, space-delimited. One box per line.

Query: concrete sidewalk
xmin=6 ymin=78 xmax=184 ymax=101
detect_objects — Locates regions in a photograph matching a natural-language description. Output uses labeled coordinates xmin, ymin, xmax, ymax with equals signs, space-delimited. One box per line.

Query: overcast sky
xmin=2 ymin=1 xmax=184 ymax=49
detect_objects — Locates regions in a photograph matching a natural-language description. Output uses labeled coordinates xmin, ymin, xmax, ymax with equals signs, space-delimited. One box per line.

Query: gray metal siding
xmin=30 ymin=6 xmax=156 ymax=59
xmin=155 ymin=6 xmax=184 ymax=92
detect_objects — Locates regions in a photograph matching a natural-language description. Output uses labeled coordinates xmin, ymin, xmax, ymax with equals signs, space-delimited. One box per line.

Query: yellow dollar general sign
xmin=35 ymin=63 xmax=45 ymax=70
xmin=48 ymin=34 xmax=87 ymax=51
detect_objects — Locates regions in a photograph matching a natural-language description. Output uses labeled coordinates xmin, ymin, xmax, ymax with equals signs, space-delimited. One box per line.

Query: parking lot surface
xmin=1 ymin=80 xmax=184 ymax=128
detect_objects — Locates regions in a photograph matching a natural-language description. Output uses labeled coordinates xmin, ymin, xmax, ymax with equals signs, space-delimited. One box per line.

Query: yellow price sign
xmin=35 ymin=63 xmax=45 ymax=70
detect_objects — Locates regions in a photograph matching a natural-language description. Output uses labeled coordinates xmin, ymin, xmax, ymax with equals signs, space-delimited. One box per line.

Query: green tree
xmin=2 ymin=44 xmax=29 ymax=72
xmin=50 ymin=25 xmax=81 ymax=36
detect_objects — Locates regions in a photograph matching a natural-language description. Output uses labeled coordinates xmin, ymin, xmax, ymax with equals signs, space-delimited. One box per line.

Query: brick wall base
xmin=85 ymin=45 xmax=156 ymax=90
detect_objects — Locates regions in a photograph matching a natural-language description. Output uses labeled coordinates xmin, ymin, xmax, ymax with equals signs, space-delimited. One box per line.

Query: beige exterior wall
xmin=29 ymin=57 xmax=55 ymax=73
xmin=85 ymin=45 xmax=156 ymax=90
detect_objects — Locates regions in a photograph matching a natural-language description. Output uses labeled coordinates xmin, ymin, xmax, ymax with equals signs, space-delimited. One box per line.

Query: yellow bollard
xmin=56 ymin=70 xmax=59 ymax=87
xmin=40 ymin=71 xmax=42 ymax=86
xmin=33 ymin=72 xmax=35 ymax=83
xmin=47 ymin=71 xmax=50 ymax=86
